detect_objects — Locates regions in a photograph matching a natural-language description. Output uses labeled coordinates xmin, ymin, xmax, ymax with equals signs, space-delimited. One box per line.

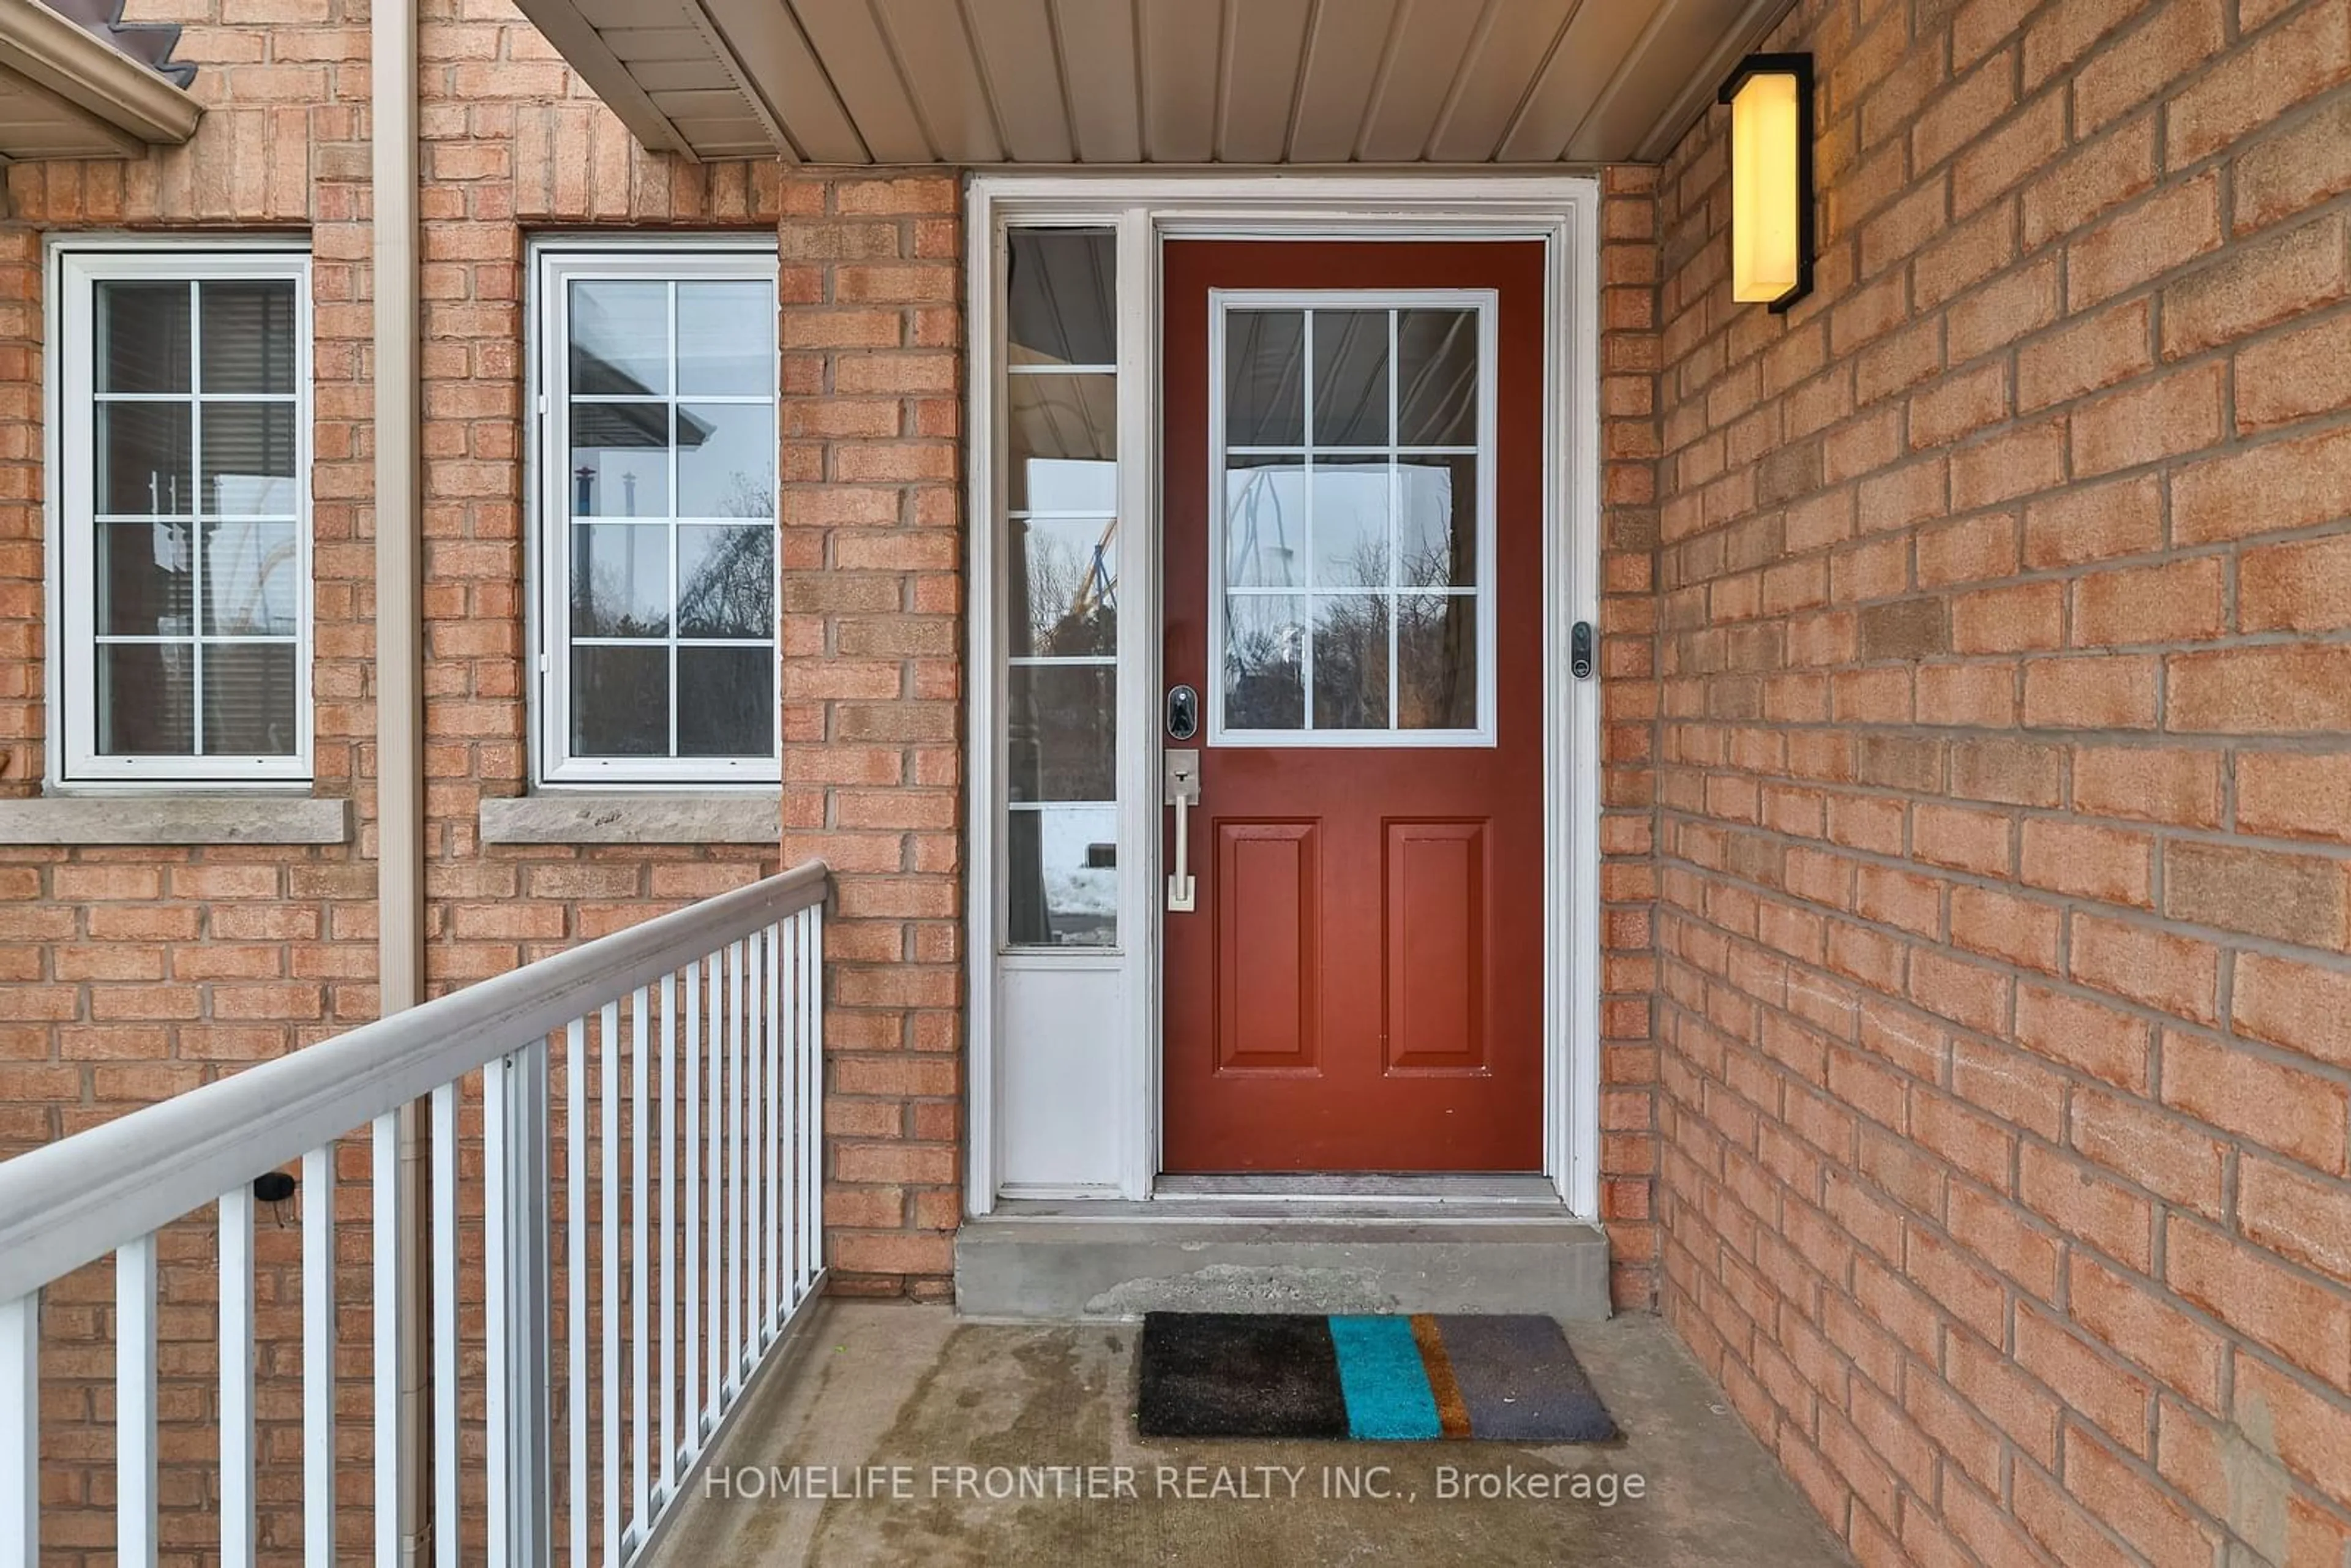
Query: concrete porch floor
xmin=644 ymin=1303 xmax=1853 ymax=1567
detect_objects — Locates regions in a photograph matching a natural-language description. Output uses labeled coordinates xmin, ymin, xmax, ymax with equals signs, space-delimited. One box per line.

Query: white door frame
xmin=964 ymin=173 xmax=1605 ymax=1219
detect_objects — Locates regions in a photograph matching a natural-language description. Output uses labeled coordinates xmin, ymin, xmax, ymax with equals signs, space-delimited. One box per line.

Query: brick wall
xmin=774 ymin=172 xmax=966 ymax=1297
xmin=0 ymin=4 xmax=969 ymax=1276
xmin=0 ymin=41 xmax=378 ymax=1147
xmin=1653 ymin=0 xmax=2351 ymax=1563
xmin=1600 ymin=167 xmax=1668 ymax=1310
xmin=4 ymin=2 xmax=964 ymax=1556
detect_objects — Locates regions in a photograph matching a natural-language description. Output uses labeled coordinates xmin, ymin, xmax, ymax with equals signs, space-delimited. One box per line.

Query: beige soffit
xmin=511 ymin=0 xmax=1797 ymax=166
xmin=0 ymin=0 xmax=200 ymax=159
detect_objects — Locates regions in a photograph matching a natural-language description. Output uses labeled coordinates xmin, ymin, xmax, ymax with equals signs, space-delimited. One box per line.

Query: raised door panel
xmin=1214 ymin=821 xmax=1319 ymax=1075
xmin=1383 ymin=820 xmax=1488 ymax=1073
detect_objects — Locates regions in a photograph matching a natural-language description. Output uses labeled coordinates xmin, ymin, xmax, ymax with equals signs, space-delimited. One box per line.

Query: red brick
xmin=2021 ymin=475 xmax=2161 ymax=568
xmin=1950 ymin=582 xmax=2063 ymax=653
xmin=2232 ymin=953 xmax=2351 ymax=1069
xmin=2069 ymin=916 xmax=2219 ymax=1022
xmin=2235 ymin=307 xmax=2351 ymax=432
xmin=2072 ymin=1088 xmax=2228 ymax=1218
xmin=2167 ymin=645 xmax=2351 ymax=733
xmin=2165 ymin=0 xmax=2351 ymax=167
xmin=2234 ymin=94 xmax=2351 ymax=233
xmin=2231 ymin=1356 xmax=2351 ymax=1504
xmin=2066 ymin=173 xmax=2225 ymax=314
xmin=2239 ymin=1157 xmax=2351 ymax=1283
xmin=2073 ymin=746 xmax=2222 ymax=828
xmin=2069 ymin=1256 xmax=2224 ymax=1408
xmin=2167 ymin=1218 xmax=2351 ymax=1386
xmin=2161 ymin=1029 xmax=2348 ymax=1172
xmin=2017 ymin=298 xmax=2150 ymax=410
xmin=2170 ymin=425 xmax=2351 ymax=544
xmin=2162 ymin=840 xmax=2347 ymax=948
xmin=2240 ymin=532 xmax=2351 ymax=634
xmin=2014 ymin=984 xmax=2149 ymax=1090
xmin=2062 ymin=1426 xmax=2218 ymax=1566
xmin=2236 ymin=752 xmax=2351 ymax=843
xmin=2020 ymin=111 xmax=2158 ymax=250
xmin=2161 ymin=214 xmax=2347 ymax=359
xmin=2071 ymin=3 xmax=2225 ymax=132
xmin=2065 ymin=360 xmax=2225 ymax=478
xmin=2069 ymin=557 xmax=2224 ymax=646
xmin=2021 ymin=655 xmax=2158 ymax=729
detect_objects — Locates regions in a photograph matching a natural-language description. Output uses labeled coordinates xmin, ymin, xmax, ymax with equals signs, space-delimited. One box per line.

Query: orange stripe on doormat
xmin=1411 ymin=1314 xmax=1472 ymax=1439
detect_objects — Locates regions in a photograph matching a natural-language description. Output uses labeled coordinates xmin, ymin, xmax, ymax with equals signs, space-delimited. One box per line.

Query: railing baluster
xmin=630 ymin=985 xmax=650 ymax=1547
xmin=801 ymin=906 xmax=822 ymax=1291
xmin=763 ymin=921 xmax=781 ymax=1338
xmin=1 ymin=1291 xmax=34 ymax=1568
xmin=727 ymin=939 xmax=745 ymax=1392
xmin=1 ymin=1291 xmax=35 ymax=1568
xmin=481 ymin=1058 xmax=511 ymax=1568
xmin=118 ymin=1236 xmax=157 ymax=1568
xmin=302 ymin=1145 xmax=336 ymax=1567
xmin=659 ymin=972 xmax=678 ymax=1506
xmin=220 ymin=1185 xmax=257 ymax=1568
xmin=705 ymin=951 xmax=722 ymax=1428
xmin=564 ymin=1018 xmax=587 ymax=1568
xmin=744 ymin=932 xmax=763 ymax=1362
xmin=430 ymin=1083 xmax=460 ymax=1568
xmin=600 ymin=999 xmax=621 ymax=1568
xmin=785 ymin=926 xmax=804 ymax=1316
xmin=682 ymin=961 xmax=702 ymax=1465
xmin=373 ymin=1111 xmax=411 ymax=1568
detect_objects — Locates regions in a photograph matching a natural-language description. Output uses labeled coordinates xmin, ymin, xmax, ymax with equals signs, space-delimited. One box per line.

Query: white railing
xmin=0 ymin=859 xmax=829 ymax=1568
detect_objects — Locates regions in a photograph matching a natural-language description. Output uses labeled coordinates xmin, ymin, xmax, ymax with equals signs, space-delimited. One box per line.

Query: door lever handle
xmin=1164 ymin=750 xmax=1199 ymax=912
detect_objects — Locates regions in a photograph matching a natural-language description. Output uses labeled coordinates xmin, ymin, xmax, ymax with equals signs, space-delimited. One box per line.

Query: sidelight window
xmin=1002 ymin=227 xmax=1120 ymax=948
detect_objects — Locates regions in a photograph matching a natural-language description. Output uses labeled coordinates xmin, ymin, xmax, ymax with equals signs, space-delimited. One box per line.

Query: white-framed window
xmin=1209 ymin=288 xmax=1498 ymax=747
xmin=50 ymin=244 xmax=313 ymax=786
xmin=533 ymin=244 xmax=781 ymax=787
xmin=1000 ymin=225 xmax=1121 ymax=948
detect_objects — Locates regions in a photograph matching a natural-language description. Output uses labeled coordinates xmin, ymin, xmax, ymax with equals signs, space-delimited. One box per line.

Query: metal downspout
xmin=370 ymin=0 xmax=425 ymax=1560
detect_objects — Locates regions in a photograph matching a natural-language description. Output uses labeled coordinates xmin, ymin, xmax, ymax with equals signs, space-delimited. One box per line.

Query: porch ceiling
xmin=509 ymin=0 xmax=1795 ymax=166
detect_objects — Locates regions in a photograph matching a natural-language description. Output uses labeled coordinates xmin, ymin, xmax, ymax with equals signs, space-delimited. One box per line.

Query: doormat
xmin=1135 ymin=1312 xmax=1618 ymax=1442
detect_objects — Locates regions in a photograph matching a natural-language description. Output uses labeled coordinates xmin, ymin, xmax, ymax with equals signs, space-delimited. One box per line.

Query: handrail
xmin=0 ymin=858 xmax=828 ymax=1302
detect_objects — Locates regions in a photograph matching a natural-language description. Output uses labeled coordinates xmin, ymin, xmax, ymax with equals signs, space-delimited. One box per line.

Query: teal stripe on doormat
xmin=1327 ymin=1315 xmax=1442 ymax=1440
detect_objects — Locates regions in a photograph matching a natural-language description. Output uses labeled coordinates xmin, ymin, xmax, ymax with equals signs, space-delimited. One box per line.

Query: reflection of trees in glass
xmin=572 ymin=470 xmax=776 ymax=643
xmin=678 ymin=527 xmax=774 ymax=640
xmin=1016 ymin=522 xmax=1116 ymax=658
xmin=1312 ymin=595 xmax=1388 ymax=729
xmin=1224 ymin=610 xmax=1303 ymax=729
xmin=1398 ymin=594 xmax=1474 ymax=729
xmin=571 ymin=552 xmax=664 ymax=639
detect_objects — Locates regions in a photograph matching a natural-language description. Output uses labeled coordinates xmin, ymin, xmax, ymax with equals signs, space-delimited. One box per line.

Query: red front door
xmin=1161 ymin=240 xmax=1547 ymax=1172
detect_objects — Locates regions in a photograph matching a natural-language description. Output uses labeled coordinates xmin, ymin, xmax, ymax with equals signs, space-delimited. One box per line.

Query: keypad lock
xmin=1165 ymin=683 xmax=1199 ymax=740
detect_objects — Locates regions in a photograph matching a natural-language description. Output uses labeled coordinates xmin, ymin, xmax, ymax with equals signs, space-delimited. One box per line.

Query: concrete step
xmin=953 ymin=1201 xmax=1612 ymax=1322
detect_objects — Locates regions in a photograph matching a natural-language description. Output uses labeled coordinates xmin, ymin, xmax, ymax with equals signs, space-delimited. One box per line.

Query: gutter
xmin=0 ymin=0 xmax=198 ymax=146
xmin=370 ymin=0 xmax=427 ymax=1561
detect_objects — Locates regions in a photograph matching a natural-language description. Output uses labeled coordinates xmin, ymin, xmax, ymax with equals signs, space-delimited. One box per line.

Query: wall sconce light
xmin=1719 ymin=53 xmax=1815 ymax=313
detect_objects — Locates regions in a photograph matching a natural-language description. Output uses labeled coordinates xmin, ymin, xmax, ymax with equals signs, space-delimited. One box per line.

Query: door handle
xmin=1164 ymin=749 xmax=1199 ymax=912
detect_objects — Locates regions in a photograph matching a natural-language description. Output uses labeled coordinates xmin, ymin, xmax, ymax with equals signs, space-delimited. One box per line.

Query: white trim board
xmin=964 ymin=174 xmax=1606 ymax=1221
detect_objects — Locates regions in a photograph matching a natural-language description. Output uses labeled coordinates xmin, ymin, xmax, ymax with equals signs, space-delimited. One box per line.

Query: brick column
xmin=776 ymin=173 xmax=965 ymax=1298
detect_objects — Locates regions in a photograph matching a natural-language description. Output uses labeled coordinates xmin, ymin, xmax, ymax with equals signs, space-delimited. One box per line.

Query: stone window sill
xmin=478 ymin=792 xmax=781 ymax=846
xmin=0 ymin=795 xmax=354 ymax=846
